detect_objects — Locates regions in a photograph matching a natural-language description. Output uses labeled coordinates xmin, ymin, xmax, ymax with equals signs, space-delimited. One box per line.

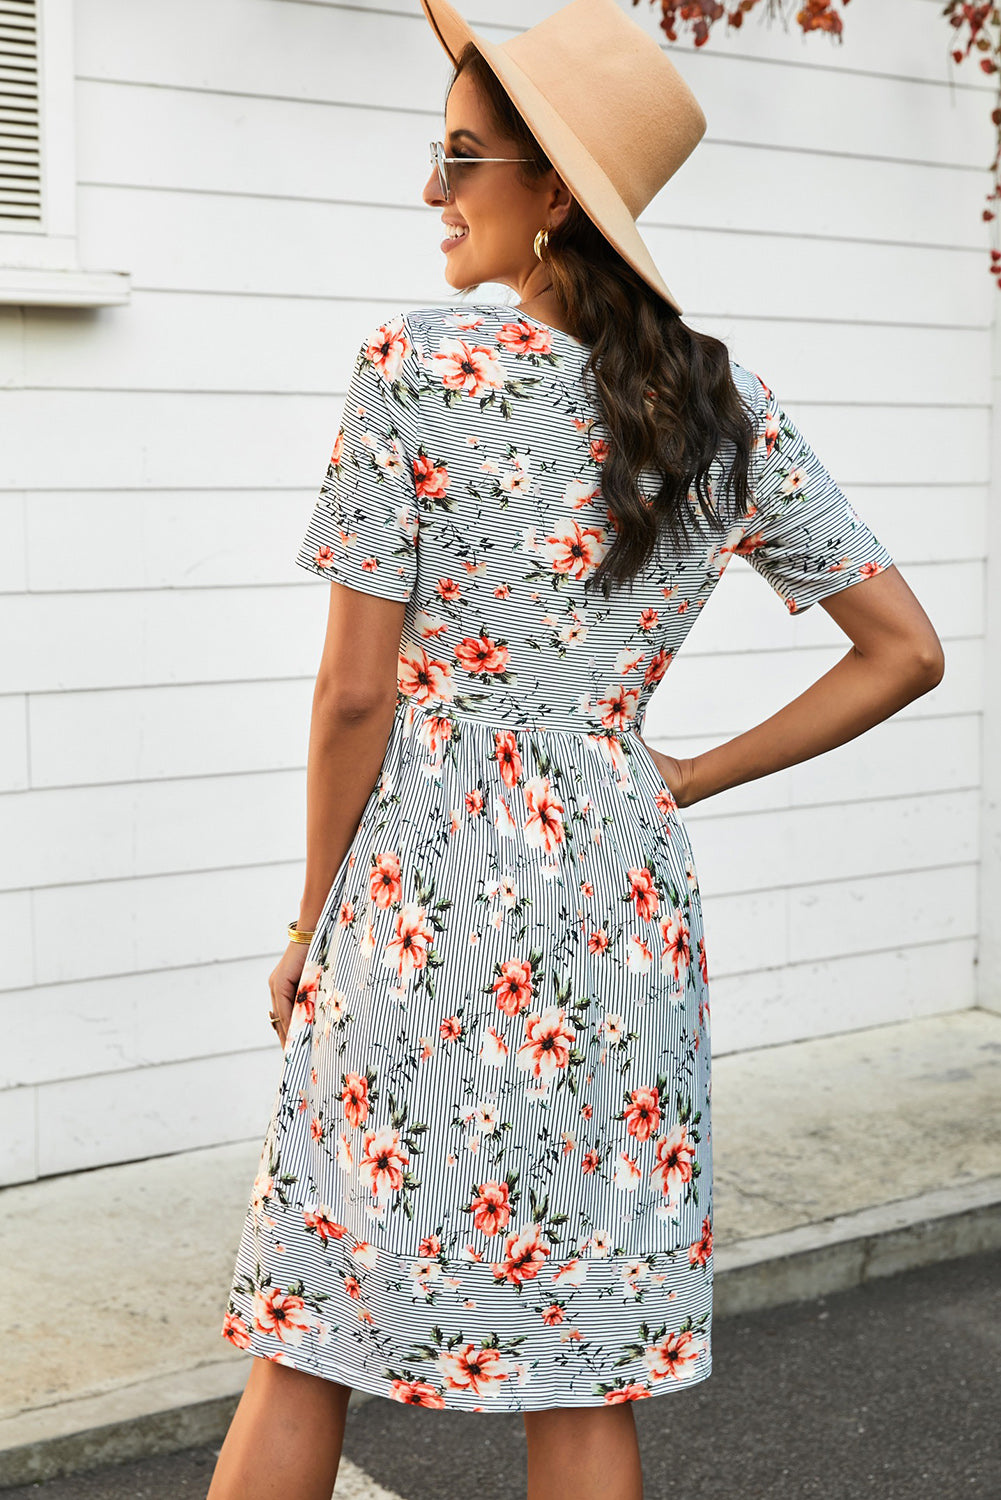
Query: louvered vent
xmin=0 ymin=0 xmax=40 ymax=223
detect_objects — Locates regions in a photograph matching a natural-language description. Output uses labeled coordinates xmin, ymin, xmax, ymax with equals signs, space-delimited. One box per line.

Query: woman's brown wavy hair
xmin=446 ymin=45 xmax=756 ymax=598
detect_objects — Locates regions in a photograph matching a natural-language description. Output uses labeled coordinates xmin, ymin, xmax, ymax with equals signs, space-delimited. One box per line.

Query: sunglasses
xmin=429 ymin=139 xmax=534 ymax=201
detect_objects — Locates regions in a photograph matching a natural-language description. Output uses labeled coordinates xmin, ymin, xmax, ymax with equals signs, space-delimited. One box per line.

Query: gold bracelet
xmin=287 ymin=919 xmax=315 ymax=944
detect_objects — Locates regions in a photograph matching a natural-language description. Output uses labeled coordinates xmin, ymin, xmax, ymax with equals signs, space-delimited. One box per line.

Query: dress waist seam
xmin=395 ymin=693 xmax=645 ymax=738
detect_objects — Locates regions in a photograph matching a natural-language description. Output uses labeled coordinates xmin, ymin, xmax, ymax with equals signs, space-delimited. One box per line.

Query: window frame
xmin=0 ymin=0 xmax=129 ymax=306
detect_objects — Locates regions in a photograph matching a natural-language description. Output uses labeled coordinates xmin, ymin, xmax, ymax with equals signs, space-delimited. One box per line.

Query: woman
xmin=208 ymin=1 xmax=943 ymax=1496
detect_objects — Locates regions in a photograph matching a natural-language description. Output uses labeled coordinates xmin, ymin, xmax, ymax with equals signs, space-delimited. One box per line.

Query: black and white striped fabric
xmin=221 ymin=303 xmax=894 ymax=1410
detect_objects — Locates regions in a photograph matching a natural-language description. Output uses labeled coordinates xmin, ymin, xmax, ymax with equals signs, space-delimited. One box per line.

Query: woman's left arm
xmin=268 ymin=583 xmax=406 ymax=1042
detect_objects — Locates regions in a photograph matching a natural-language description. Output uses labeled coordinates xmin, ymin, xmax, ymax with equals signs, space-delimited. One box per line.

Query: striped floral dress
xmin=220 ymin=302 xmax=894 ymax=1410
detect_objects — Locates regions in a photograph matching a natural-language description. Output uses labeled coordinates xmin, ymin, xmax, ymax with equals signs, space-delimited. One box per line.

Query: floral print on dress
xmin=736 ymin=372 xmax=894 ymax=614
xmin=221 ymin=303 xmax=894 ymax=1410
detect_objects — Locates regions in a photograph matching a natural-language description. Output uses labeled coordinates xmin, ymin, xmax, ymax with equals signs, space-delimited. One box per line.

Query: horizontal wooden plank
xmin=74 ymin=79 xmax=990 ymax=251
xmin=786 ymin=861 xmax=979 ymax=964
xmin=705 ymin=861 xmax=977 ymax=977
xmin=11 ymin=291 xmax=396 ymax=395
xmin=0 ymin=749 xmax=977 ymax=890
xmin=3 ymin=387 xmax=335 ymax=490
xmin=29 ymin=859 xmax=299 ymax=989
xmin=0 ymin=559 xmax=970 ymax=697
xmin=27 ymin=678 xmax=313 ymax=787
xmin=0 ymin=495 xmax=25 ymax=589
xmin=676 ymin=712 xmax=982 ymax=818
xmin=0 ymin=956 xmax=273 ymax=1090
xmin=0 ymin=584 xmax=331 ymax=694
xmin=3 ymin=383 xmax=987 ymax=491
xmin=1 ymin=769 xmax=304 ymax=889
xmin=0 ymin=696 xmax=27 ymax=792
xmin=9 ymin=483 xmax=976 ymax=596
xmin=561 ymin=226 xmax=987 ymax=329
xmin=0 ymin=307 xmax=22 ymax=390
xmin=72 ymin=188 xmax=993 ymax=325
xmin=18 ymin=816 xmax=978 ymax=991
xmin=693 ymin=556 xmax=978 ymax=654
xmin=763 ymin=482 xmax=981 ymax=572
xmin=336 ymin=0 xmax=987 ymax=99
xmin=647 ymin=636 xmax=983 ymax=741
xmin=22 ymin=680 xmax=977 ymax=806
xmin=711 ymin=937 xmax=976 ymax=1056
xmin=716 ymin=319 xmax=991 ymax=411
xmin=74 ymin=0 xmax=995 ymax=121
xmin=5 ymin=288 xmax=990 ymax=403
xmin=718 ymin=556 xmax=983 ymax=650
xmin=22 ymin=489 xmax=317 ymax=589
xmin=0 ymin=930 xmax=976 ymax=1090
xmin=33 ymin=1047 xmax=280 ymax=1177
xmin=697 ymin=788 xmax=979 ymax=897
xmin=1 ymin=891 xmax=32 ymax=991
xmin=0 ymin=1086 xmax=35 ymax=1187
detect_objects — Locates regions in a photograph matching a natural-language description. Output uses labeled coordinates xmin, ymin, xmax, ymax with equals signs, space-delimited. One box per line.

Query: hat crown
xmin=500 ymin=0 xmax=705 ymax=218
xmin=419 ymin=0 xmax=708 ymax=313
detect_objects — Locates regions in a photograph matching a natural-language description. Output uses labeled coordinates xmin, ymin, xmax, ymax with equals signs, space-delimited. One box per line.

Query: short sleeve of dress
xmin=294 ymin=313 xmax=423 ymax=602
xmin=738 ymin=372 xmax=895 ymax=616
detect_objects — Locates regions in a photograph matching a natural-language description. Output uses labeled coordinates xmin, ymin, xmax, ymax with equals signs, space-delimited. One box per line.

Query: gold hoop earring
xmin=533 ymin=227 xmax=550 ymax=260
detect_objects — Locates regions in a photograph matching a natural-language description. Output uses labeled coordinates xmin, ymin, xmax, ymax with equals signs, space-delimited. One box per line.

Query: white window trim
xmin=0 ymin=0 xmax=129 ymax=305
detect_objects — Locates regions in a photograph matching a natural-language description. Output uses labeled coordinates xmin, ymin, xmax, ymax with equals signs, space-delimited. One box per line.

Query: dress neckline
xmin=484 ymin=303 xmax=589 ymax=350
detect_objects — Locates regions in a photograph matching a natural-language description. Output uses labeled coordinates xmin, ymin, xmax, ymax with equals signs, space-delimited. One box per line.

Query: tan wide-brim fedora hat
xmin=419 ymin=0 xmax=707 ymax=316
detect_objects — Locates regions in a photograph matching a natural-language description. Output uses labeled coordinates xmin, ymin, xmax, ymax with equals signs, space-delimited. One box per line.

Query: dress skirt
xmin=221 ymin=693 xmax=714 ymax=1410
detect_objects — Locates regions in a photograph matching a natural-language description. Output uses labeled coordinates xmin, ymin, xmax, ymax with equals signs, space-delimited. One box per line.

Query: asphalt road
xmin=8 ymin=1249 xmax=999 ymax=1500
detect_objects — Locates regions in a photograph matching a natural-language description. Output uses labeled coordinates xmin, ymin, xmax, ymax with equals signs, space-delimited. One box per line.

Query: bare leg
xmin=206 ymin=1356 xmax=351 ymax=1500
xmin=523 ymin=1403 xmax=644 ymax=1500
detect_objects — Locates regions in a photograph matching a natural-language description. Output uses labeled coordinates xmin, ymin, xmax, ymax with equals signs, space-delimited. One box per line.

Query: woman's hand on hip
xmin=644 ymin=742 xmax=698 ymax=808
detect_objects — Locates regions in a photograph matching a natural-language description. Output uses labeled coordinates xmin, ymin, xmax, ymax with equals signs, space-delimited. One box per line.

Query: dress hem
xmin=227 ymin=1333 xmax=713 ymax=1412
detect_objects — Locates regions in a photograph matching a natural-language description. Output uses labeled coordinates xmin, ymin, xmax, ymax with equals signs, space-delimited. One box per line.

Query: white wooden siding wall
xmin=0 ymin=0 xmax=991 ymax=1185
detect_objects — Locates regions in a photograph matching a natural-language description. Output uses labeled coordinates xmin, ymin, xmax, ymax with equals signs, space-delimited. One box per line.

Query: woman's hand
xmin=643 ymin=742 xmax=699 ymax=808
xmin=267 ymin=942 xmax=310 ymax=1048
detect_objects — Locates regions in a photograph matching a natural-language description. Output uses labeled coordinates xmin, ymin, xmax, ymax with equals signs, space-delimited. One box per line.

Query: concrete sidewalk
xmin=2 ymin=1009 xmax=1000 ymax=1491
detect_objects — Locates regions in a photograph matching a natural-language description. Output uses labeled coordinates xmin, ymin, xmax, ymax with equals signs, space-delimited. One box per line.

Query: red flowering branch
xmin=634 ymin=1 xmax=850 ymax=48
xmin=638 ymin=0 xmax=1001 ymax=288
xmin=946 ymin=4 xmax=1001 ymax=288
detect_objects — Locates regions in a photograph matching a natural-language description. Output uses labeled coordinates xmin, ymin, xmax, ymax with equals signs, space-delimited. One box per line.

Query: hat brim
xmin=421 ymin=0 xmax=684 ymax=316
